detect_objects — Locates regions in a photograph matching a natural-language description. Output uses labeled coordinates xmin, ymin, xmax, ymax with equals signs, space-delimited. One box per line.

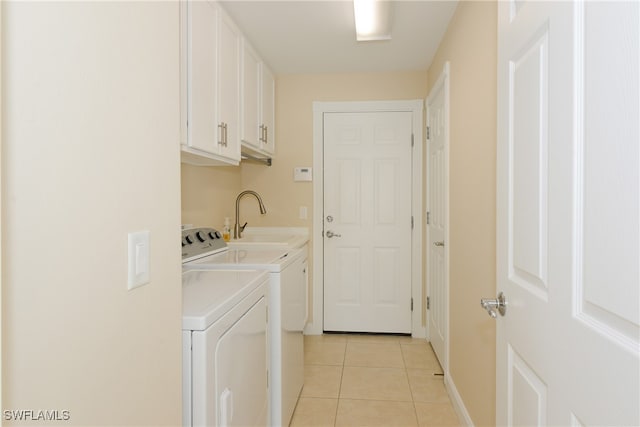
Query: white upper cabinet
xmin=241 ymin=40 xmax=275 ymax=156
xmin=180 ymin=0 xmax=241 ymax=166
xmin=217 ymin=10 xmax=241 ymax=161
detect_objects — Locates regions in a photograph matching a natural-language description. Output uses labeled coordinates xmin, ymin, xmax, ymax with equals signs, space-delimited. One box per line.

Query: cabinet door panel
xmin=217 ymin=9 xmax=241 ymax=161
xmin=187 ymin=0 xmax=218 ymax=154
xmin=242 ymin=42 xmax=261 ymax=149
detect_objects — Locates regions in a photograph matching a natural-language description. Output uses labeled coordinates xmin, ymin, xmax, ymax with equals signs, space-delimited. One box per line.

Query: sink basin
xmin=227 ymin=227 xmax=309 ymax=249
xmin=236 ymin=234 xmax=293 ymax=243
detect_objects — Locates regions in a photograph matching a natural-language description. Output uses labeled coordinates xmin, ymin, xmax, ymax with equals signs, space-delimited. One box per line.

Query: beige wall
xmin=2 ymin=3 xmax=182 ymax=425
xmin=181 ymin=164 xmax=242 ymax=229
xmin=427 ymin=1 xmax=497 ymax=426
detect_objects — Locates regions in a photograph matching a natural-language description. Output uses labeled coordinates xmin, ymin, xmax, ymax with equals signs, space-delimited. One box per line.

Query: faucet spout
xmin=234 ymin=190 xmax=267 ymax=239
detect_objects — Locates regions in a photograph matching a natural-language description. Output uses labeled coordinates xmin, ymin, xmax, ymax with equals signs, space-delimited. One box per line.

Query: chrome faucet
xmin=234 ymin=190 xmax=267 ymax=239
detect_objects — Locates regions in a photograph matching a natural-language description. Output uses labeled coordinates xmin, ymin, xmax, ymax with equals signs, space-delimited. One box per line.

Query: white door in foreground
xmin=495 ymin=1 xmax=639 ymax=425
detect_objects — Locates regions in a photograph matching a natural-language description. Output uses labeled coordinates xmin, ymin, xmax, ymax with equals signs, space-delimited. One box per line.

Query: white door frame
xmin=425 ymin=62 xmax=450 ymax=369
xmin=307 ymin=100 xmax=425 ymax=338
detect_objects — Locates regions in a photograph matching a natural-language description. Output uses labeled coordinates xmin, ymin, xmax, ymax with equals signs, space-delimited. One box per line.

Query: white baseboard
xmin=445 ymin=372 xmax=474 ymax=426
xmin=304 ymin=322 xmax=322 ymax=335
xmin=412 ymin=325 xmax=427 ymax=339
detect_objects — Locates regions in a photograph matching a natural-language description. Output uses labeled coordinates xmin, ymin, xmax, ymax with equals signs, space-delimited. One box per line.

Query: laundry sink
xmin=227 ymin=227 xmax=309 ymax=249
xmin=236 ymin=234 xmax=293 ymax=243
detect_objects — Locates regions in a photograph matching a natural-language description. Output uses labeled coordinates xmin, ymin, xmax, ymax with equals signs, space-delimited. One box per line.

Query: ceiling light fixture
xmin=353 ymin=0 xmax=392 ymax=41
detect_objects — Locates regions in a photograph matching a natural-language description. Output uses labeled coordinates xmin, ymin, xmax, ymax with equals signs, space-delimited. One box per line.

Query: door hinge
xmin=426 ymin=211 xmax=430 ymax=225
xmin=427 ymin=296 xmax=430 ymax=310
xmin=426 ymin=126 xmax=430 ymax=140
xmin=411 ymin=134 xmax=415 ymax=147
xmin=411 ymin=298 xmax=414 ymax=312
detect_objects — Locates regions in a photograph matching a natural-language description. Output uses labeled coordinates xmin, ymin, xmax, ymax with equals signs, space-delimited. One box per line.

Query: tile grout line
xmin=401 ymin=341 xmax=422 ymax=426
xmin=333 ymin=339 xmax=347 ymax=426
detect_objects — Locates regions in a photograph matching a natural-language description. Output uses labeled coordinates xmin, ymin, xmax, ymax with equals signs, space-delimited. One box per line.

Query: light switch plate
xmin=128 ymin=230 xmax=150 ymax=290
xmin=293 ymin=167 xmax=312 ymax=182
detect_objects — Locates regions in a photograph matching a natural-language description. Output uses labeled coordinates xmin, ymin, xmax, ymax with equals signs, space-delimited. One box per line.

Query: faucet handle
xmin=240 ymin=222 xmax=248 ymax=232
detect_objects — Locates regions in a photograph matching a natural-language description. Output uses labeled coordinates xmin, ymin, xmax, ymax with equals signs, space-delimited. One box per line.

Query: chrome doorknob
xmin=325 ymin=230 xmax=341 ymax=238
xmin=480 ymin=292 xmax=507 ymax=318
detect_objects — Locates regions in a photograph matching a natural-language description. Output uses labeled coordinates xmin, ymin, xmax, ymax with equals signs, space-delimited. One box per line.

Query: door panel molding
xmin=572 ymin=1 xmax=639 ymax=352
xmin=308 ymin=100 xmax=424 ymax=337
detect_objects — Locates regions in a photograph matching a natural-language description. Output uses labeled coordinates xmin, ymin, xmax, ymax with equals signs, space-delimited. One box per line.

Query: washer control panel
xmin=182 ymin=227 xmax=227 ymax=263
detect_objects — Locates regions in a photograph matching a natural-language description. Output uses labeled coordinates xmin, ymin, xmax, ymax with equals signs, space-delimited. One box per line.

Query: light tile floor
xmin=290 ymin=334 xmax=461 ymax=426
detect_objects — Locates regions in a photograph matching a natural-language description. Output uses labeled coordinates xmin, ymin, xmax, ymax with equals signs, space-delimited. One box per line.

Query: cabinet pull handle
xmin=218 ymin=123 xmax=224 ymax=146
xmin=224 ymin=123 xmax=228 ymax=147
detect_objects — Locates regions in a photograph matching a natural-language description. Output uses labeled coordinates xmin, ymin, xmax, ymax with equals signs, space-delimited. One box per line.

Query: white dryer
xmin=182 ymin=227 xmax=307 ymax=427
xmin=182 ymin=229 xmax=270 ymax=427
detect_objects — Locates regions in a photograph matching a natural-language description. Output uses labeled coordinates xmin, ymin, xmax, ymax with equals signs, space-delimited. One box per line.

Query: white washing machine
xmin=182 ymin=227 xmax=307 ymax=427
xmin=182 ymin=230 xmax=270 ymax=427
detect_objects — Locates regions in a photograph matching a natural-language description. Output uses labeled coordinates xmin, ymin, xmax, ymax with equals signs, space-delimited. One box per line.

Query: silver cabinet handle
xmin=433 ymin=241 xmax=445 ymax=247
xmin=480 ymin=292 xmax=507 ymax=318
xmin=325 ymin=230 xmax=341 ymax=238
xmin=218 ymin=122 xmax=225 ymax=146
xmin=218 ymin=122 xmax=228 ymax=147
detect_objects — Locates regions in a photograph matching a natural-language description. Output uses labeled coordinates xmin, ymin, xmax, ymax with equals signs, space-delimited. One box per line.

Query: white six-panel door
xmin=426 ymin=65 xmax=449 ymax=368
xmin=496 ymin=1 xmax=639 ymax=425
xmin=323 ymin=112 xmax=413 ymax=333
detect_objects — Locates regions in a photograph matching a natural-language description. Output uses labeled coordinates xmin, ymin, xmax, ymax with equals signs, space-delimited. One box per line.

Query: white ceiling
xmin=220 ymin=1 xmax=459 ymax=75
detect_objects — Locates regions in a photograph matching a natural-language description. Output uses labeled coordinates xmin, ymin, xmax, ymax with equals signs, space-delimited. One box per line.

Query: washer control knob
xmin=196 ymin=231 xmax=207 ymax=242
xmin=185 ymin=235 xmax=194 ymax=244
xmin=214 ymin=231 xmax=222 ymax=239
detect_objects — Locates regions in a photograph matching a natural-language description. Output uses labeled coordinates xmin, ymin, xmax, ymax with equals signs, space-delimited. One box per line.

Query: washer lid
xmin=186 ymin=247 xmax=293 ymax=270
xmin=182 ymin=269 xmax=268 ymax=331
xmin=185 ymin=247 xmax=308 ymax=272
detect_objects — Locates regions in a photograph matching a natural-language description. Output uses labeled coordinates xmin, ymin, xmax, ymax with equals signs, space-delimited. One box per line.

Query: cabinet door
xmin=217 ymin=9 xmax=241 ymax=161
xmin=261 ymin=65 xmax=275 ymax=154
xmin=241 ymin=42 xmax=261 ymax=149
xmin=187 ymin=0 xmax=218 ymax=154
